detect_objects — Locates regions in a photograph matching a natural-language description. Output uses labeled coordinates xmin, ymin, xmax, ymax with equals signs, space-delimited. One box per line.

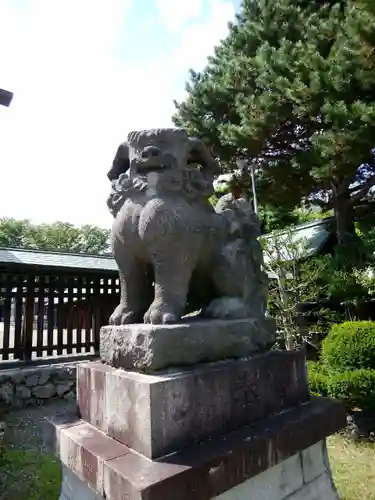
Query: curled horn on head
xmin=187 ymin=137 xmax=219 ymax=176
xmin=107 ymin=142 xmax=130 ymax=181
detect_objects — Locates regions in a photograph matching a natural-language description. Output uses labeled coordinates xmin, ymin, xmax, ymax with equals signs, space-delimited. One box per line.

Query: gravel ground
xmin=3 ymin=400 xmax=75 ymax=452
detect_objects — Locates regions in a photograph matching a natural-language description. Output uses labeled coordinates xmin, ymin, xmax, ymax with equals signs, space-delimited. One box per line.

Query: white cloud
xmin=0 ymin=0 xmax=235 ymax=229
xmin=172 ymin=0 xmax=234 ymax=73
xmin=0 ymin=0 xmax=133 ymax=229
xmin=156 ymin=0 xmax=204 ymax=33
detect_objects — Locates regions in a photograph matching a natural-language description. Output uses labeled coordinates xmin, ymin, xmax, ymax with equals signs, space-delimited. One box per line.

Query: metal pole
xmin=236 ymin=158 xmax=259 ymax=215
xmin=250 ymin=163 xmax=259 ymax=216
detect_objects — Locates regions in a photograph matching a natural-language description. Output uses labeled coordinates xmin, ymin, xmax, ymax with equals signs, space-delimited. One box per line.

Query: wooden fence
xmin=0 ymin=271 xmax=120 ymax=367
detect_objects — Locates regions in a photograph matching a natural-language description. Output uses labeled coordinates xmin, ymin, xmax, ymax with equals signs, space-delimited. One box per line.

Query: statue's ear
xmin=187 ymin=138 xmax=219 ymax=176
xmin=107 ymin=142 xmax=130 ymax=181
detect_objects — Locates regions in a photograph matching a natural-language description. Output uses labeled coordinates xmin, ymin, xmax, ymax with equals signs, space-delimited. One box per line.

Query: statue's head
xmin=107 ymin=128 xmax=219 ymax=183
xmin=128 ymin=128 xmax=188 ymax=175
xmin=106 ymin=128 xmax=219 ymax=216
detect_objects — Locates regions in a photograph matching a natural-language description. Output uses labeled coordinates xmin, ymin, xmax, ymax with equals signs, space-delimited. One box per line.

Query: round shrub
xmin=307 ymin=361 xmax=328 ymax=396
xmin=322 ymin=321 xmax=375 ymax=372
xmin=308 ymin=370 xmax=328 ymax=397
xmin=325 ymin=369 xmax=375 ymax=411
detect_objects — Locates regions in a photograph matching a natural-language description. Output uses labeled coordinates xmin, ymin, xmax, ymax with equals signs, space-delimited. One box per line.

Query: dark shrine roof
xmin=0 ymin=247 xmax=117 ymax=273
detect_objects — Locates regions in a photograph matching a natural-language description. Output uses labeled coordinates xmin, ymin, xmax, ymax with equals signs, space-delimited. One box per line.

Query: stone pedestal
xmin=45 ymin=345 xmax=346 ymax=500
xmin=100 ymin=317 xmax=276 ymax=372
xmin=77 ymin=350 xmax=309 ymax=459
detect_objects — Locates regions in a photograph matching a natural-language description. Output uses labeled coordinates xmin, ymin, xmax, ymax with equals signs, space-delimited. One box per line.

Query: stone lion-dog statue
xmin=106 ymin=128 xmax=268 ymax=325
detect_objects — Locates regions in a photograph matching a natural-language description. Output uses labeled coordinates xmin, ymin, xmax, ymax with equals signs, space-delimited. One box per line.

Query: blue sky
xmin=0 ymin=0 xmax=238 ymax=228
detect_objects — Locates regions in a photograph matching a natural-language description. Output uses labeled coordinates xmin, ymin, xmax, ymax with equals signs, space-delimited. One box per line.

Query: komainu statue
xmin=106 ymin=128 xmax=268 ymax=325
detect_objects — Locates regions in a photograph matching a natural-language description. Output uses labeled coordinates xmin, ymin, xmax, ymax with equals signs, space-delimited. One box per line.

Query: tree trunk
xmin=331 ymin=181 xmax=356 ymax=245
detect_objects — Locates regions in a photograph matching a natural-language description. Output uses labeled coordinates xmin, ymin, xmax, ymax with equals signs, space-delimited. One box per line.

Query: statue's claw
xmin=109 ymin=304 xmax=140 ymax=325
xmin=143 ymin=302 xmax=179 ymax=325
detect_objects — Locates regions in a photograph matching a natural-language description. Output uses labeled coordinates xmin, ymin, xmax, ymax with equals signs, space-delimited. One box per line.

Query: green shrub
xmin=307 ymin=360 xmax=375 ymax=411
xmin=322 ymin=321 xmax=375 ymax=372
xmin=307 ymin=361 xmax=328 ymax=396
xmin=325 ymin=369 xmax=375 ymax=411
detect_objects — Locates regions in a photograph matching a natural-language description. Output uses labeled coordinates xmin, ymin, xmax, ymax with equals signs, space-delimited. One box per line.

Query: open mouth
xmin=134 ymin=148 xmax=175 ymax=173
xmin=137 ymin=160 xmax=170 ymax=172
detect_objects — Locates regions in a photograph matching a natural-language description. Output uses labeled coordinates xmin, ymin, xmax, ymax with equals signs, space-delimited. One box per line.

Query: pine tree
xmin=174 ymin=0 xmax=375 ymax=244
xmin=299 ymin=0 xmax=375 ymax=242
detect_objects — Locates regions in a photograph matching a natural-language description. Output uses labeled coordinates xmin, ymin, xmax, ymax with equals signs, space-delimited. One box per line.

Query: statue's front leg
xmin=139 ymin=197 xmax=205 ymax=325
xmin=110 ymin=255 xmax=152 ymax=325
xmin=143 ymin=241 xmax=201 ymax=325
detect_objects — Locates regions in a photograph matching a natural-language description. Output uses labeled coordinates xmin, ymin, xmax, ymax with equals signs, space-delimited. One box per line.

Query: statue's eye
xmin=141 ymin=146 xmax=160 ymax=158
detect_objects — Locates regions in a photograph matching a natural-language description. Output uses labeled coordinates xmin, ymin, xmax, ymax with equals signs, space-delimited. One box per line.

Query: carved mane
xmin=107 ymin=164 xmax=214 ymax=218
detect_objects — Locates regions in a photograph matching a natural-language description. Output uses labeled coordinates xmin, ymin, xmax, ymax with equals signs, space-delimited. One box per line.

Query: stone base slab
xmin=58 ymin=443 xmax=339 ymax=500
xmin=45 ymin=397 xmax=345 ymax=500
xmin=100 ymin=317 xmax=276 ymax=372
xmin=77 ymin=349 xmax=308 ymax=459
xmin=216 ymin=444 xmax=339 ymax=500
xmin=59 ymin=465 xmax=102 ymax=500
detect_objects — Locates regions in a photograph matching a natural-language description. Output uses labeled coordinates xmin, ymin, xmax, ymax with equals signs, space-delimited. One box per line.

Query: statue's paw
xmin=204 ymin=297 xmax=250 ymax=319
xmin=144 ymin=302 xmax=180 ymax=325
xmin=109 ymin=305 xmax=139 ymax=325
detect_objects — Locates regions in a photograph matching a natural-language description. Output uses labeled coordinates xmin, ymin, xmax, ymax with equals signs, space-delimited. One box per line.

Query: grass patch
xmin=0 ymin=448 xmax=61 ymax=500
xmin=328 ymin=434 xmax=375 ymax=500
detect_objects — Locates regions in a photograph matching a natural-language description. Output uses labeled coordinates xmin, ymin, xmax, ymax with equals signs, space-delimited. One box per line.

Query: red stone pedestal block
xmin=77 ymin=350 xmax=308 ymax=459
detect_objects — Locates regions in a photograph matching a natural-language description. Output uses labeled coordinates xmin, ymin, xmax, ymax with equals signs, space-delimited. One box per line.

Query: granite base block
xmin=100 ymin=317 xmax=276 ymax=372
xmin=59 ymin=465 xmax=102 ymax=500
xmin=46 ymin=397 xmax=345 ymax=500
xmin=216 ymin=443 xmax=339 ymax=500
xmin=78 ymin=349 xmax=308 ymax=459
xmin=58 ymin=443 xmax=339 ymax=500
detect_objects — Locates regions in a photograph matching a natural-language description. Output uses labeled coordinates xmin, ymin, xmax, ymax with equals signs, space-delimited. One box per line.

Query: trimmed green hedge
xmin=322 ymin=321 xmax=375 ymax=372
xmin=308 ymin=321 xmax=375 ymax=411
xmin=307 ymin=361 xmax=328 ymax=397
xmin=327 ymin=369 xmax=375 ymax=411
xmin=308 ymin=364 xmax=375 ymax=411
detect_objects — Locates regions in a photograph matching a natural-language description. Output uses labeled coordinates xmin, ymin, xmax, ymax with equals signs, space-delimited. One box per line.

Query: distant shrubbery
xmin=308 ymin=321 xmax=375 ymax=411
xmin=322 ymin=322 xmax=375 ymax=372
